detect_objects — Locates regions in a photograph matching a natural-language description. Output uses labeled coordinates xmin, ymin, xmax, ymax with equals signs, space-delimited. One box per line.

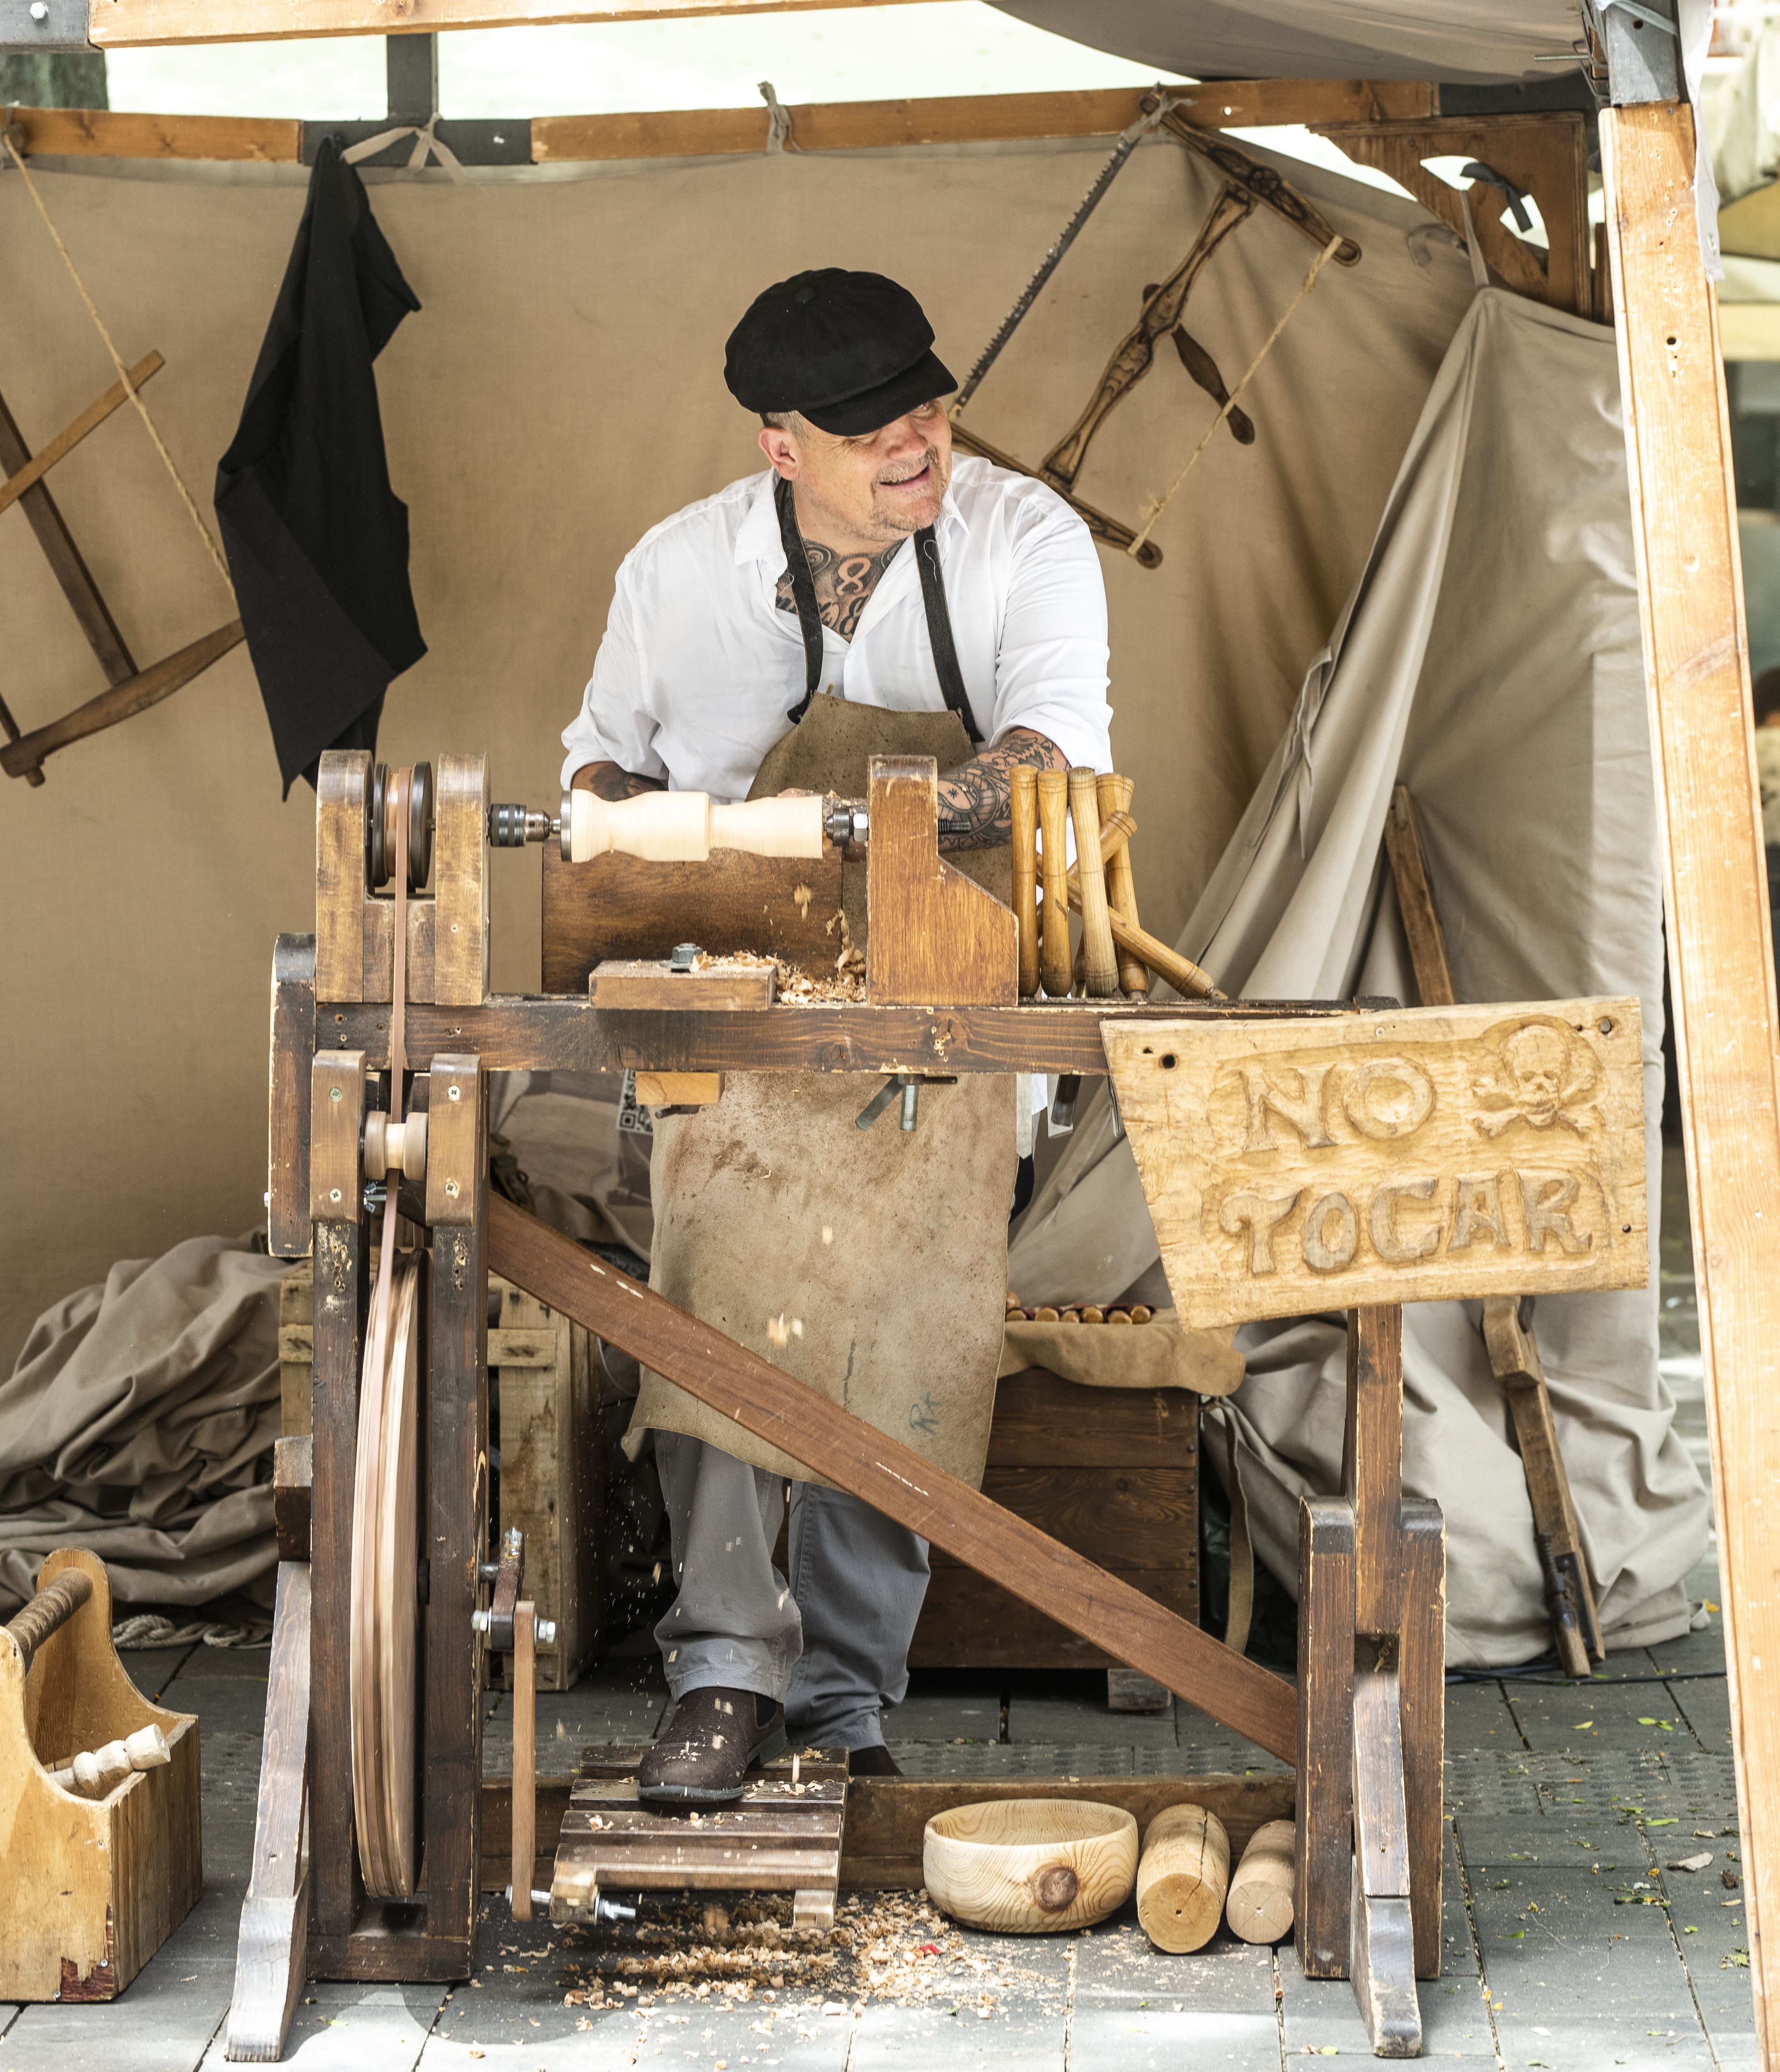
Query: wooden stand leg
xmin=511 ymin=1604 xmax=535 ymax=1923
xmin=1296 ymin=1496 xmax=1355 ymax=1978
xmin=1350 ymin=1658 xmax=1419 ymax=2057
xmin=225 ymin=1563 xmax=311 ymax=2062
xmin=1400 ymin=1499 xmax=1446 ymax=1980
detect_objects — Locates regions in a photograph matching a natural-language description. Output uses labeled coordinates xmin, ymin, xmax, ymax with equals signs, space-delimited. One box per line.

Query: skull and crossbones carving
xmin=1470 ymin=1021 xmax=1599 ymax=1138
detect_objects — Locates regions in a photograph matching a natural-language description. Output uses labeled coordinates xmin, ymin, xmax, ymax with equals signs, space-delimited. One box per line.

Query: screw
xmin=448 ymin=1083 xmax=461 ymax=1100
xmin=470 ymin=1608 xmax=492 ymax=1634
xmin=330 ymin=1086 xmax=343 ymax=1102
xmin=329 ymin=1188 xmax=342 ymax=1204
xmin=30 ymin=3 xmax=48 ymax=20
xmin=445 ymin=1177 xmax=460 ymax=1197
xmin=536 ymin=1619 xmax=558 ymax=1646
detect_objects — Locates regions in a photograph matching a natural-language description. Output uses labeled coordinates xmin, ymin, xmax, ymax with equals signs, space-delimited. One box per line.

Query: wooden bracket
xmin=866 ymin=755 xmax=1016 ymax=1008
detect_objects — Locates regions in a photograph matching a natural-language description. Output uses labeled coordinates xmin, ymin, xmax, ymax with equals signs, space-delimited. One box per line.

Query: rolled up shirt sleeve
xmin=560 ymin=561 xmax=668 ymax=790
xmin=982 ymin=487 xmax=1112 ymax=773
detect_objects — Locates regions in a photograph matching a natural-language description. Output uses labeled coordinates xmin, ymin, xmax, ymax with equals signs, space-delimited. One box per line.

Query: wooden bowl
xmin=923 ymin=1798 xmax=1139 ymax=1934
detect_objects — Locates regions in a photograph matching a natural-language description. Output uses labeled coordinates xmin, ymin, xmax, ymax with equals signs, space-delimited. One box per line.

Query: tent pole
xmin=1601 ymin=98 xmax=1779 ymax=2056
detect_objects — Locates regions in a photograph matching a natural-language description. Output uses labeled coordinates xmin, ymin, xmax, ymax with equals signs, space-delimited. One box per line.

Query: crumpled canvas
xmin=0 ymin=1235 xmax=286 ymax=1614
xmin=1010 ymin=286 xmax=1710 ymax=1666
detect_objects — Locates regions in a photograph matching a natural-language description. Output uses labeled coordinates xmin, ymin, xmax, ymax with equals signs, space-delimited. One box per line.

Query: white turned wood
xmin=923 ymin=1798 xmax=1137 ymax=1934
xmin=1224 ymin=1817 xmax=1295 ymax=1944
xmin=51 ymin=1724 xmax=170 ymax=1800
xmin=1136 ymin=1801 xmax=1230 ymax=1953
xmin=568 ymin=790 xmax=824 ymax=863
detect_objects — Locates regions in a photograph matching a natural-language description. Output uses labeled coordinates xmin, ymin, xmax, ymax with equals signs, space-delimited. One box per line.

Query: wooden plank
xmin=1343 ymin=1307 xmax=1402 ymax=1638
xmin=225 ymin=1560 xmax=310 ymax=2061
xmin=589 ymin=960 xmax=777 ymax=1011
xmin=0 ymin=353 xmax=164 ymax=520
xmin=485 ymin=1195 xmax=1297 ymax=1763
xmin=433 ymin=752 xmax=490 ymax=1008
xmin=925 ymin=1465 xmax=1198 ymax=1570
xmin=0 ymin=385 xmax=134 ymax=690
xmin=1399 ymin=1500 xmax=1445 ymax=1980
xmin=272 ymin=1435 xmax=312 ymax=1562
xmin=633 ymin=1070 xmax=722 ymax=1106
xmin=532 ymin=81 xmax=1434 ymax=162
xmin=278 ymin=1266 xmax=313 ymax=1437
xmin=309 ymin=1052 xmax=365 ymax=1225
xmin=561 ymin=1806 xmax=843 ymax=1841
xmin=334 ymin=996 xmax=1345 ymax=1078
xmin=542 ymin=843 xmax=842 ymax=993
xmin=1106 ymin=1000 xmax=1650 ymax=1331
xmin=12 ymin=106 xmax=300 ymax=160
xmin=985 ymin=1371 xmax=1197 ymax=1467
xmin=359 ymin=894 xmax=435 ymax=1008
xmin=1601 ymin=104 xmax=1780 ymax=2058
xmin=1382 ymin=787 xmax=1455 ymax=1009
xmin=315 ymin=753 xmax=370 ymax=1005
xmin=1296 ymin=1497 xmax=1355 ymax=1980
xmin=867 ymin=756 xmax=1016 ymax=1007
xmin=268 ymin=933 xmax=316 ymax=1263
xmin=908 ymin=1567 xmax=1197 ymax=1669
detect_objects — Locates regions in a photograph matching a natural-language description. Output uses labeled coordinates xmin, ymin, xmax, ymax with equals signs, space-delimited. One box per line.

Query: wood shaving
xmin=688 ymin=941 xmax=867 ymax=1005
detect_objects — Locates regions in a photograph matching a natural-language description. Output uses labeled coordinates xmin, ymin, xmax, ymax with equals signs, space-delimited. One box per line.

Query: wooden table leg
xmin=1296 ymin=1495 xmax=1355 ymax=1978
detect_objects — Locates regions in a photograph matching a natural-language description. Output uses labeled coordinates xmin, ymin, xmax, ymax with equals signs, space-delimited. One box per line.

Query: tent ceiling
xmin=991 ymin=0 xmax=1581 ymax=86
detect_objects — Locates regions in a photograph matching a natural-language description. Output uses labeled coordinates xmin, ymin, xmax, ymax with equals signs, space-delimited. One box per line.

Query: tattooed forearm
xmin=776 ymin=537 xmax=905 ymax=639
xmin=571 ymin=761 xmax=668 ymax=801
xmin=936 ymin=728 xmax=1068 ymax=850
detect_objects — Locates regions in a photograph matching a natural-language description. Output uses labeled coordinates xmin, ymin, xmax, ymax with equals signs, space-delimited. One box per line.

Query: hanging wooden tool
xmin=950 ymin=112 xmax=1359 ymax=567
xmin=0 ymin=374 xmax=242 ymax=785
xmin=1380 ymin=783 xmax=1606 ymax=1677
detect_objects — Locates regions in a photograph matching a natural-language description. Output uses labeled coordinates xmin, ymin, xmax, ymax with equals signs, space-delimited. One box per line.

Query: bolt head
xmin=329 ymin=1086 xmax=343 ymax=1102
xmin=445 ymin=1177 xmax=460 ymax=1197
xmin=447 ymin=1083 xmax=462 ymax=1100
xmin=30 ymin=3 xmax=48 ymax=20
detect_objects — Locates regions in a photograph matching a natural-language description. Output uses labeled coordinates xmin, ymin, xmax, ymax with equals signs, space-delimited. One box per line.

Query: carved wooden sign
xmin=1105 ymin=1000 xmax=1648 ymax=1329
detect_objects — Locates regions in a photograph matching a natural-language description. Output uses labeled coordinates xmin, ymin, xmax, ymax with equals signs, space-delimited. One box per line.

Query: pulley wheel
xmin=350 ymin=1249 xmax=423 ymax=1899
xmin=366 ymin=762 xmax=434 ymax=893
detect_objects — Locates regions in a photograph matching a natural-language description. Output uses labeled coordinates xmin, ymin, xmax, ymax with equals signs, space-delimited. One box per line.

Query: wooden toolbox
xmin=280 ymin=1261 xmax=603 ymax=1690
xmin=0 ymin=1549 xmax=201 ymax=2001
xmin=909 ymin=1367 xmax=1199 ymax=1667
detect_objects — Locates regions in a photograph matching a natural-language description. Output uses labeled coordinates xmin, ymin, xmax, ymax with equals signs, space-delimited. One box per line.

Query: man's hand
xmin=572 ymin=761 xmax=668 ymax=801
xmin=936 ymin=727 xmax=1067 ymax=850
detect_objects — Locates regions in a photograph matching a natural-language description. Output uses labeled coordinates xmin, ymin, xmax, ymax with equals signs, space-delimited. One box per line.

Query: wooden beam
xmin=0 ymin=353 xmax=164 ymax=521
xmin=10 ymin=108 xmax=300 ymax=160
xmin=484 ymin=1194 xmax=1300 ymax=1763
xmin=1600 ymin=99 xmax=1780 ymax=2061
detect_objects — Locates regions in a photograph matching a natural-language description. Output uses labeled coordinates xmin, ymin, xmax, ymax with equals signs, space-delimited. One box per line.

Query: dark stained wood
xmin=1352 ymin=1665 xmax=1409 ymax=1900
xmin=1399 ymin=1500 xmax=1445 ymax=1980
xmin=433 ymin=754 xmax=490 ymax=1008
xmin=308 ymin=1923 xmax=484 ymax=1982
xmin=268 ymin=935 xmax=316 ymax=1259
xmin=360 ymin=895 xmax=435 ymax=1009
xmin=328 ymin=995 xmax=1347 ymax=1077
xmin=0 ymin=620 xmax=243 ymax=782
xmin=272 ymin=1435 xmax=312 ymax=1563
xmin=910 ymin=1567 xmax=1198 ymax=1669
xmin=1343 ymin=1307 xmax=1403 ymax=1637
xmin=542 ymin=843 xmax=843 ymax=993
xmin=926 ymin=1466 xmax=1197 ymax=1570
xmin=308 ymin=1053 xmax=365 ymax=1226
xmin=485 ymin=1196 xmax=1296 ymax=1763
xmin=1296 ymin=1496 xmax=1355 ymax=1979
xmin=987 ymin=1371 xmax=1197 ymax=1466
xmin=1382 ymin=786 xmax=1456 ymax=1010
xmin=1350 ymin=1876 xmax=1420 ymax=2057
xmin=423 ymin=1058 xmax=488 ymax=1966
xmin=0 ymin=384 xmax=134 ymax=687
xmin=866 ymin=755 xmax=1016 ymax=1007
xmin=225 ymin=1560 xmax=311 ymax=2060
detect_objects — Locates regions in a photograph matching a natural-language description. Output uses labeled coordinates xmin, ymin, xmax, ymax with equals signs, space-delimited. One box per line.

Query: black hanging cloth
xmin=775 ymin=473 xmax=981 ymax=743
xmin=215 ymin=137 xmax=426 ymax=795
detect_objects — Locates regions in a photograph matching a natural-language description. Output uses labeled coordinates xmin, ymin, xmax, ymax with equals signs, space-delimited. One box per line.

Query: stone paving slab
xmin=0 ymin=1958 xmax=233 ymax=2072
xmin=1070 ymin=2006 xmax=1281 ymax=2071
xmin=199 ymin=1982 xmax=446 ymax=2070
xmin=114 ymin=1644 xmax=198 ymax=1702
xmin=853 ymin=1994 xmax=1063 ymax=2069
xmin=885 ymin=1673 xmax=1002 ymax=1744
xmin=886 ymin=1741 xmax=1138 ymax=1776
xmin=1005 ymin=1688 xmax=1178 ymax=1749
xmin=1073 ymin=1918 xmax=1277 ymax=2014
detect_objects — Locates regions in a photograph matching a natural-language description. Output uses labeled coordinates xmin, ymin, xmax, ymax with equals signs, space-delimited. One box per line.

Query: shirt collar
xmin=733 ymin=463 xmax=971 ymax=569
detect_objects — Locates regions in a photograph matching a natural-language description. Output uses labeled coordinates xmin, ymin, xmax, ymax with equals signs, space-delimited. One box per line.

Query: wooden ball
xmin=1136 ymin=1802 xmax=1231 ymax=1953
xmin=924 ymin=1798 xmax=1137 ymax=1935
xmin=1225 ymin=1819 xmax=1295 ymax=1944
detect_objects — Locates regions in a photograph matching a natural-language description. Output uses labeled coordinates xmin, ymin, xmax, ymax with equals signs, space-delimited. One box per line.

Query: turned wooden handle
xmin=569 ymin=789 xmax=826 ymax=863
xmin=1064 ymin=809 xmax=1136 ymax=895
xmin=4 ymin=1568 xmax=92 ymax=1673
xmin=1065 ymin=878 xmax=1223 ymax=999
xmin=51 ymin=1724 xmax=171 ymax=1799
xmin=1098 ymin=774 xmax=1148 ymax=996
xmin=1036 ymin=770 xmax=1073 ymax=998
xmin=1069 ymin=769 xmax=1120 ymax=998
xmin=1011 ymin=766 xmax=1039 ymax=1000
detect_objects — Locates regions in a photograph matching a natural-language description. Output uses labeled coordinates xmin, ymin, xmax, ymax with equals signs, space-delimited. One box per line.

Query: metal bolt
xmin=329 ymin=1188 xmax=342 ymax=1204
xmin=448 ymin=1083 xmax=462 ymax=1100
xmin=30 ymin=4 xmax=48 ymax=20
xmin=445 ymin=1177 xmax=460 ymax=1197
xmin=536 ymin=1619 xmax=558 ymax=1646
xmin=470 ymin=1607 xmax=492 ymax=1634
xmin=330 ymin=1086 xmax=343 ymax=1102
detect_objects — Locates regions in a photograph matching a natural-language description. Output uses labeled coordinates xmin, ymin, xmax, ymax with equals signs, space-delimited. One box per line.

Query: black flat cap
xmin=725 ymin=267 xmax=956 ymax=436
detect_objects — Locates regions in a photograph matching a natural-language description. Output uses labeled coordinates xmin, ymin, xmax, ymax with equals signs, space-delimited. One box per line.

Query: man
xmin=562 ymin=267 xmax=1111 ymax=1803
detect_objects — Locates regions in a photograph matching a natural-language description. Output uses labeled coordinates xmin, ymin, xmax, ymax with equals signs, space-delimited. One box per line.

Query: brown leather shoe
xmin=847 ymin=1744 xmax=902 ymax=1778
xmin=637 ymin=1686 xmax=787 ymax=1805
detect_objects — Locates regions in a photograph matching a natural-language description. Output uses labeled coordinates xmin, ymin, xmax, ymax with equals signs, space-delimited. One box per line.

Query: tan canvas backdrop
xmin=0 ymin=135 xmax=1476 ymax=1371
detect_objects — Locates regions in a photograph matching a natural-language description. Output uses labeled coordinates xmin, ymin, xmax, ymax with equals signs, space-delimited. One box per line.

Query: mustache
xmin=876 ymin=446 xmax=943 ymax=489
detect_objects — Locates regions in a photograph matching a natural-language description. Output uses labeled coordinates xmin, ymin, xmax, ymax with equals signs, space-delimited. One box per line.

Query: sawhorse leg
xmin=1296 ymin=1304 xmax=1446 ymax=2058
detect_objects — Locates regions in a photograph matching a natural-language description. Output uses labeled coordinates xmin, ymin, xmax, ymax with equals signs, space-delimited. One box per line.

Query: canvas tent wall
xmin=0 ymin=126 xmax=1478 ymax=1373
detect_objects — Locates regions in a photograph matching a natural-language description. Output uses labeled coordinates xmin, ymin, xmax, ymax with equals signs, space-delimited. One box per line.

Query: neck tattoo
xmin=777 ymin=536 xmax=904 ymax=640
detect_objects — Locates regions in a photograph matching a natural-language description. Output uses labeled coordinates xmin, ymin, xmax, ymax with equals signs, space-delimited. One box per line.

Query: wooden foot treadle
xmin=551 ymin=1746 xmax=849 ymax=1932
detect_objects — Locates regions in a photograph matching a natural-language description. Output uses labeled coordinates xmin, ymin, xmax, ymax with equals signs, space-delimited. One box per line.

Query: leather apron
xmin=625 ymin=487 xmax=1018 ymax=1489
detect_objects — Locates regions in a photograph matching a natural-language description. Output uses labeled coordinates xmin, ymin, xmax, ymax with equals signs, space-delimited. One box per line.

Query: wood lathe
xmin=229 ymin=743 xmax=1646 ymax=2061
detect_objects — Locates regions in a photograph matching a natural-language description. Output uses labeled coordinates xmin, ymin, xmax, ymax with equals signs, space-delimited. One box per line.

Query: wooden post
xmin=1602 ymin=99 xmax=1780 ymax=2055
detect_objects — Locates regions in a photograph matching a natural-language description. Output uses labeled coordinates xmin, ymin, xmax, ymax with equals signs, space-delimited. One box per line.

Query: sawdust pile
xmin=691 ymin=921 xmax=867 ymax=1005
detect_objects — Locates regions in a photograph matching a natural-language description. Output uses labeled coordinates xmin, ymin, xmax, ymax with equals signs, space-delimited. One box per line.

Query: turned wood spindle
xmin=1036 ymin=770 xmax=1073 ymax=998
xmin=1011 ymin=765 xmax=1040 ymax=1000
xmin=1097 ymin=772 xmax=1148 ymax=997
xmin=1068 ymin=769 xmax=1120 ymax=998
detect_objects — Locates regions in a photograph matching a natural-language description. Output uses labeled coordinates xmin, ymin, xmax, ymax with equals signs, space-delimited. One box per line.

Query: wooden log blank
xmin=1136 ymin=1801 xmax=1230 ymax=1952
xmin=1225 ymin=1817 xmax=1295 ymax=1943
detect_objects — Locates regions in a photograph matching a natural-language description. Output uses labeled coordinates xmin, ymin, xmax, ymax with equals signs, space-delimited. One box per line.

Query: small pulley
xmin=367 ymin=759 xmax=434 ymax=892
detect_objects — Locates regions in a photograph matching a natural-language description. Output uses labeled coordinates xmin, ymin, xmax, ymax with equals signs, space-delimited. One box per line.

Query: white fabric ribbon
xmin=344 ymin=115 xmax=470 ymax=185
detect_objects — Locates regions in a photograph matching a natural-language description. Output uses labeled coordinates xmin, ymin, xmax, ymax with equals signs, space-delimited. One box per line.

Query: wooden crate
xmin=279 ymin=1262 xmax=603 ymax=1690
xmin=908 ymin=1367 xmax=1198 ymax=1668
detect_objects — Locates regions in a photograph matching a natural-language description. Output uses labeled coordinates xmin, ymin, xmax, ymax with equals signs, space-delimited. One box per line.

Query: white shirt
xmin=560 ymin=456 xmax=1112 ymax=797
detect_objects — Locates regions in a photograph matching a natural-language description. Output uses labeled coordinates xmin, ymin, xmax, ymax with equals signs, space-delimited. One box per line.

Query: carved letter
xmin=1517 ymin=1169 xmax=1594 ymax=1255
xmin=1368 ymin=1176 xmax=1440 ymax=1263
xmin=1448 ymin=1173 xmax=1510 ymax=1251
xmin=1218 ymin=1188 xmax=1303 ymax=1273
xmin=1342 ymin=1056 xmax=1435 ymax=1141
xmin=1302 ymin=1192 xmax=1358 ymax=1272
xmin=1239 ymin=1063 xmax=1335 ymax=1150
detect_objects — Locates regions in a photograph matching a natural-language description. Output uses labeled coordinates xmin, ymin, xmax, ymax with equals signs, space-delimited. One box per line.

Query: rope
xmin=1126 ymin=232 xmax=1345 ymax=559
xmin=343 ymin=116 xmax=471 ymax=185
xmin=1 ymin=129 xmax=234 ymax=593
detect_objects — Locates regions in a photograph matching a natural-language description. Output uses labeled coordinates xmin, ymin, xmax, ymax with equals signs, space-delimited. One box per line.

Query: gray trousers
xmin=652 ymin=1431 xmax=930 ymax=1750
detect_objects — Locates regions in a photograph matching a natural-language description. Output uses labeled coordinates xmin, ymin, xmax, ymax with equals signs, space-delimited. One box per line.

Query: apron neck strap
xmin=773 ymin=472 xmax=982 ymax=744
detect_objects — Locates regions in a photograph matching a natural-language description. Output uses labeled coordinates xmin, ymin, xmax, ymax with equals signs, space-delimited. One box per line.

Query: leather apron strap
xmin=774 ymin=472 xmax=982 ymax=743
